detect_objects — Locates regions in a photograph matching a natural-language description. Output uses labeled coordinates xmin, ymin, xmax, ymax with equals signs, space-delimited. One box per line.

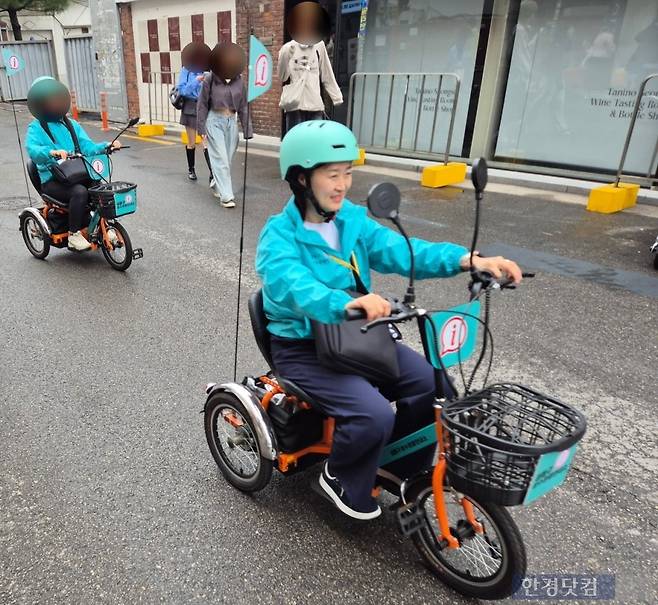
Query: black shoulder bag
xmin=312 ymin=253 xmax=401 ymax=384
xmin=42 ymin=118 xmax=92 ymax=186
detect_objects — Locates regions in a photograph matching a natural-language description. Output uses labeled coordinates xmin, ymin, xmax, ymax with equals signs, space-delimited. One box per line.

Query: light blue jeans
xmin=206 ymin=111 xmax=239 ymax=202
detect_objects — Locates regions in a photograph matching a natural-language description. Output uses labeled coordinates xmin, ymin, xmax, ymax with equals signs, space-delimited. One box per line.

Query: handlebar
xmin=345 ymin=298 xmax=421 ymax=333
xmin=62 ymin=146 xmax=128 ymax=160
xmin=345 ymin=272 xmax=535 ymax=332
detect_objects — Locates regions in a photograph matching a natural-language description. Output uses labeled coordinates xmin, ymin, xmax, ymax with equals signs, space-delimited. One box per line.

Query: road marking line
xmin=121 ymin=134 xmax=176 ymax=146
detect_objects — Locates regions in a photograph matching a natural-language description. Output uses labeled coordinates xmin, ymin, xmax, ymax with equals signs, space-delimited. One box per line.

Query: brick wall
xmin=118 ymin=3 xmax=140 ymax=119
xmin=236 ymin=0 xmax=285 ymax=138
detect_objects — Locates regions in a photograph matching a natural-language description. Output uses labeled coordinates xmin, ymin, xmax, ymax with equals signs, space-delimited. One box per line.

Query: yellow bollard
xmin=137 ymin=124 xmax=165 ymax=137
xmin=181 ymin=131 xmax=203 ymax=146
xmin=353 ymin=148 xmax=366 ymax=166
xmin=421 ymin=162 xmax=467 ymax=188
xmin=586 ymin=183 xmax=639 ymax=214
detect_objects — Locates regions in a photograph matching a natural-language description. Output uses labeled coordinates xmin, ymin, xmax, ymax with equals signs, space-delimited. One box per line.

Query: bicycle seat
xmin=26 ymin=160 xmax=68 ymax=209
xmin=248 ymin=290 xmax=323 ymax=409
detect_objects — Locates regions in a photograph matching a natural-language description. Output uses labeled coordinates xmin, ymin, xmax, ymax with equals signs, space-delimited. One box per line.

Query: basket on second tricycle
xmin=89 ymin=181 xmax=138 ymax=219
xmin=441 ymin=383 xmax=587 ymax=506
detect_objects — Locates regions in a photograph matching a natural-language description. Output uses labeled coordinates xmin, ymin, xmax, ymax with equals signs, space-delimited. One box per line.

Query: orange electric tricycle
xmin=19 ymin=118 xmax=143 ymax=271
xmin=203 ymin=159 xmax=587 ymax=600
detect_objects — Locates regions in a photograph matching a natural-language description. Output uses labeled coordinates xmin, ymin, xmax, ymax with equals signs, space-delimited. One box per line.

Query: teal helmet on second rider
xmin=27 ymin=76 xmax=71 ymax=122
xmin=280 ymin=120 xmax=360 ymax=220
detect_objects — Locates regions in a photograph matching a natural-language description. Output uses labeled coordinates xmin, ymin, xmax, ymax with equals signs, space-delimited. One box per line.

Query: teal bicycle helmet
xmin=27 ymin=76 xmax=71 ymax=121
xmin=280 ymin=120 xmax=360 ymax=179
xmin=280 ymin=120 xmax=360 ymax=220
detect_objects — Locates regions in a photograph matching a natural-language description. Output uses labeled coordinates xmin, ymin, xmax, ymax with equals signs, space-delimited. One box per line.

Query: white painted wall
xmin=128 ymin=0 xmax=236 ymax=124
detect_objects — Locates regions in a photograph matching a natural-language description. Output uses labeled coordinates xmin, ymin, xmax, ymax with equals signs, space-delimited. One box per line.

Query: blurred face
xmin=210 ymin=43 xmax=246 ymax=80
xmin=304 ymin=162 xmax=353 ymax=215
xmin=287 ymin=2 xmax=329 ymax=46
xmin=182 ymin=42 xmax=211 ymax=71
xmin=42 ymin=91 xmax=71 ymax=120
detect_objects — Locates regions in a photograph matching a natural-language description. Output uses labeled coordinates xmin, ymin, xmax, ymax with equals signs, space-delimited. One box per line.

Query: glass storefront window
xmin=496 ymin=0 xmax=658 ymax=174
xmin=353 ymin=0 xmax=486 ymax=157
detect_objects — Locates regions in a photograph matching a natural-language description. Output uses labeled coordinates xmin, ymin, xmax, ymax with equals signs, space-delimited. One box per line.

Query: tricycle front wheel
xmin=406 ymin=475 xmax=526 ymax=600
xmin=101 ymin=220 xmax=132 ymax=271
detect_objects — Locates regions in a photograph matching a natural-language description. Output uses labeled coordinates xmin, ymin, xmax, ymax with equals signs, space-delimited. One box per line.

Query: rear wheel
xmin=101 ymin=221 xmax=132 ymax=271
xmin=204 ymin=391 xmax=273 ymax=492
xmin=406 ymin=475 xmax=526 ymax=600
xmin=21 ymin=215 xmax=50 ymax=260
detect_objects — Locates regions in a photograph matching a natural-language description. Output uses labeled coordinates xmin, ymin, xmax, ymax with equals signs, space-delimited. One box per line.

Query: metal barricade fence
xmin=147 ymin=71 xmax=180 ymax=125
xmin=347 ymin=72 xmax=461 ymax=162
xmin=615 ymin=73 xmax=658 ymax=189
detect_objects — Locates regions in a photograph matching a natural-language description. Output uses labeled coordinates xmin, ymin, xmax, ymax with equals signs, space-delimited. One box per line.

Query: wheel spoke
xmin=420 ymin=490 xmax=504 ymax=580
xmin=213 ymin=406 xmax=260 ymax=478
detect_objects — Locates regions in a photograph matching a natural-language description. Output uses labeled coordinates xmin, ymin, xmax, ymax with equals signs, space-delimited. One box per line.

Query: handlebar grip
xmin=345 ymin=308 xmax=367 ymax=321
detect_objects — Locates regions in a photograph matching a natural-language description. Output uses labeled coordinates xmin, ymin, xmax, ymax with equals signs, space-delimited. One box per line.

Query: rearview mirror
xmin=471 ymin=158 xmax=488 ymax=194
xmin=367 ymin=182 xmax=400 ymax=220
xmin=128 ymin=117 xmax=140 ymax=127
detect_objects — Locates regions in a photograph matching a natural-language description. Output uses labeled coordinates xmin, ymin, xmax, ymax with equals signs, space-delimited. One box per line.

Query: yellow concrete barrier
xmin=421 ymin=162 xmax=467 ymax=188
xmin=353 ymin=148 xmax=366 ymax=166
xmin=137 ymin=124 xmax=165 ymax=138
xmin=586 ymin=183 xmax=639 ymax=214
xmin=181 ymin=131 xmax=203 ymax=145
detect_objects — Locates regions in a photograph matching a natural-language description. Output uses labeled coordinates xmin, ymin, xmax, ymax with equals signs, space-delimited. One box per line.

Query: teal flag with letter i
xmin=247 ymin=35 xmax=273 ymax=102
xmin=1 ymin=48 xmax=25 ymax=77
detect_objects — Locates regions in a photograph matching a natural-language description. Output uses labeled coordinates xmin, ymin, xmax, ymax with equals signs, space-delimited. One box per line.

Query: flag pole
xmin=6 ymin=74 xmax=32 ymax=207
xmin=232 ymin=25 xmax=254 ymax=383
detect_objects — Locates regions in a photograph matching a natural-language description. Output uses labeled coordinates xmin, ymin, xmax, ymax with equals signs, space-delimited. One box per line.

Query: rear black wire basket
xmin=442 ymin=383 xmax=587 ymax=506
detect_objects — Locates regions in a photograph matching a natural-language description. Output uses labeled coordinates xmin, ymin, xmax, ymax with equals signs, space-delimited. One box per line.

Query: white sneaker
xmin=106 ymin=228 xmax=120 ymax=247
xmin=221 ymin=199 xmax=236 ymax=209
xmin=209 ymin=178 xmax=216 ymax=189
xmin=68 ymin=231 xmax=92 ymax=251
xmin=212 ymin=189 xmax=221 ymax=199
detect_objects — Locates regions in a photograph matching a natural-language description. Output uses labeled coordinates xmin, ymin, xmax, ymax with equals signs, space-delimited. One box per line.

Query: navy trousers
xmin=271 ymin=338 xmax=450 ymax=511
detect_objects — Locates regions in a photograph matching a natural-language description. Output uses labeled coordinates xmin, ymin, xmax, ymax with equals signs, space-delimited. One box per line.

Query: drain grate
xmin=0 ymin=196 xmax=33 ymax=210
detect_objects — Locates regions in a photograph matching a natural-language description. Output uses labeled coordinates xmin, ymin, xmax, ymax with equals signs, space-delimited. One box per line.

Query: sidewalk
xmin=27 ymin=105 xmax=658 ymax=207
xmin=147 ymin=123 xmax=658 ymax=207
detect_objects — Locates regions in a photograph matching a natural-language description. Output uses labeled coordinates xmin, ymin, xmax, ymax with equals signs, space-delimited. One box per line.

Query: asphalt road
xmin=1 ymin=103 xmax=657 ymax=605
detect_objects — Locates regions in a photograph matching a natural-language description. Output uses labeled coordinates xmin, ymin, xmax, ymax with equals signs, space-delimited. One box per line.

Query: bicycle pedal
xmin=396 ymin=503 xmax=425 ymax=538
xmin=132 ymin=248 xmax=144 ymax=260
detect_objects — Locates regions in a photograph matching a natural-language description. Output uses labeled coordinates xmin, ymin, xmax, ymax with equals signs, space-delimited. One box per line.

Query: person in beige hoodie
xmin=278 ymin=38 xmax=343 ymax=132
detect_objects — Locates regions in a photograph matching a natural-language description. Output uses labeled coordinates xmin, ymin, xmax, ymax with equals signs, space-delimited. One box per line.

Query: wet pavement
xmin=1 ymin=103 xmax=657 ymax=605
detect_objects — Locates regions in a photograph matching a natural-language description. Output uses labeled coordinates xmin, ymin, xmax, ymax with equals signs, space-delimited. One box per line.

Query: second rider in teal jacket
xmin=255 ymin=121 xmax=521 ymax=521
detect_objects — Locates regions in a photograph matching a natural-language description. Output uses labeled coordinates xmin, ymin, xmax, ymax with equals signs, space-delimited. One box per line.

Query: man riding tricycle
xmin=203 ymin=121 xmax=587 ymax=600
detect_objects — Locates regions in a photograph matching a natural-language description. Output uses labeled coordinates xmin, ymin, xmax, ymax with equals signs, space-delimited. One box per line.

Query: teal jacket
xmin=255 ymin=198 xmax=469 ymax=339
xmin=25 ymin=119 xmax=109 ymax=184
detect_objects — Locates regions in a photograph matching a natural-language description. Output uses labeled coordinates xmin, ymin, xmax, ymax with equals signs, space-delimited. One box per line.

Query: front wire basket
xmin=441 ymin=383 xmax=587 ymax=506
xmin=89 ymin=181 xmax=137 ymax=219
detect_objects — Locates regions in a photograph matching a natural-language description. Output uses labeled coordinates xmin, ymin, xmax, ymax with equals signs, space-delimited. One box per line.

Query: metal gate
xmin=348 ymin=72 xmax=461 ymax=161
xmin=65 ymin=36 xmax=99 ymax=112
xmin=0 ymin=40 xmax=55 ymax=101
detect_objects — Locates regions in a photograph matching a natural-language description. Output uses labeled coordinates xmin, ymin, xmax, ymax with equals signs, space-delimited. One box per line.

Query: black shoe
xmin=318 ymin=462 xmax=381 ymax=520
xmin=188 ymin=170 xmax=197 ymax=181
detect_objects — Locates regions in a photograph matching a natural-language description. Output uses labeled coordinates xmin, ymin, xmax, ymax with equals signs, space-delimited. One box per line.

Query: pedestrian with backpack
xmin=175 ymin=43 xmax=214 ymax=182
xmin=278 ymin=2 xmax=343 ymax=133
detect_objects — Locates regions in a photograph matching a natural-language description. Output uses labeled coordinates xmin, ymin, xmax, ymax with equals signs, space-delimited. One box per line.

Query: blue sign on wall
xmin=342 ymin=1 xmax=365 ymax=14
